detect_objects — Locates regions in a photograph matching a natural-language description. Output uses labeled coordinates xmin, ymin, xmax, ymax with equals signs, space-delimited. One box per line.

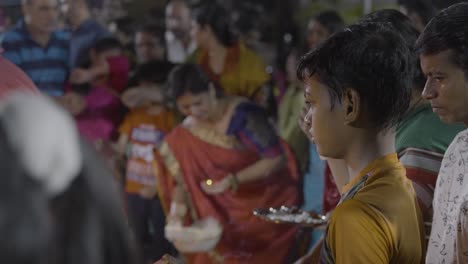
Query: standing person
xmin=1 ymin=0 xmax=69 ymax=97
xmin=68 ymin=37 xmax=129 ymax=145
xmin=116 ymin=61 xmax=178 ymax=263
xmin=300 ymin=10 xmax=345 ymax=246
xmin=190 ymin=2 xmax=269 ymax=104
xmin=156 ymin=64 xmax=300 ymax=264
xmin=165 ymin=0 xmax=196 ymax=64
xmin=415 ymin=3 xmax=468 ymax=263
xmin=61 ymin=0 xmax=111 ymax=69
xmin=297 ymin=22 xmax=424 ymax=263
xmin=360 ymin=9 xmax=465 ymax=240
xmin=278 ymin=49 xmax=309 ymax=172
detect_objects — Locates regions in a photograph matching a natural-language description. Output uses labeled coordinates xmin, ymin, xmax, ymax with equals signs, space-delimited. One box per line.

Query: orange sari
xmin=155 ymin=125 xmax=299 ymax=264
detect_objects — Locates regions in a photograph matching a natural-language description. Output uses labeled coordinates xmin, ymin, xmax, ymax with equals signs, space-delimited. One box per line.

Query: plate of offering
xmin=253 ymin=206 xmax=329 ymax=227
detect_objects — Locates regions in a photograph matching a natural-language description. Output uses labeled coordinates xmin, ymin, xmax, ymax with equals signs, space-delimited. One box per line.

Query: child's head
xmin=90 ymin=37 xmax=123 ymax=66
xmin=297 ymin=22 xmax=412 ymax=159
xmin=124 ymin=61 xmax=175 ymax=114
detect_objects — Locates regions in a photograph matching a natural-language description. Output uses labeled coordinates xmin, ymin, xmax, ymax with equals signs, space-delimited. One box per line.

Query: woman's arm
xmin=201 ymin=154 xmax=286 ymax=195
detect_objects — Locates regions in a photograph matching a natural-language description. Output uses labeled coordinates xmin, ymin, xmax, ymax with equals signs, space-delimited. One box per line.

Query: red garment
xmin=156 ymin=126 xmax=299 ymax=264
xmin=322 ymin=163 xmax=340 ymax=214
xmin=0 ymin=56 xmax=39 ymax=99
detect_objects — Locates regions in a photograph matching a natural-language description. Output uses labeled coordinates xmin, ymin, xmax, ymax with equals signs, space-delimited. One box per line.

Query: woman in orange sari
xmin=155 ymin=64 xmax=299 ymax=263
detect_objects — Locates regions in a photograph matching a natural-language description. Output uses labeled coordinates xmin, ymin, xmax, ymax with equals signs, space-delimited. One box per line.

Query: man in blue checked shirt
xmin=1 ymin=0 xmax=69 ymax=97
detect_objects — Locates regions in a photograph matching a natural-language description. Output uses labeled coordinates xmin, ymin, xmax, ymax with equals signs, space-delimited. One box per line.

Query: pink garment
xmin=0 ymin=55 xmax=39 ymax=99
xmin=76 ymin=56 xmax=129 ymax=142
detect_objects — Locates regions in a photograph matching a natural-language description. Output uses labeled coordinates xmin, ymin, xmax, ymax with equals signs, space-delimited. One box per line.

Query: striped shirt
xmin=1 ymin=21 xmax=70 ymax=96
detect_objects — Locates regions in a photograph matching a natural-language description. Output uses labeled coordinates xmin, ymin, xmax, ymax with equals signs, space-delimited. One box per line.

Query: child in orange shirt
xmin=117 ymin=61 xmax=177 ymax=262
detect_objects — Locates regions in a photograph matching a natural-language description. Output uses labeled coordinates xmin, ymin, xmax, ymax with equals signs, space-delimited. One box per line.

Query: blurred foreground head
xmin=0 ymin=93 xmax=137 ymax=264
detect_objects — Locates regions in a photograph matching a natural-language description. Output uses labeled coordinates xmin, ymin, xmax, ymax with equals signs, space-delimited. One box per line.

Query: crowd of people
xmin=1 ymin=0 xmax=468 ymax=263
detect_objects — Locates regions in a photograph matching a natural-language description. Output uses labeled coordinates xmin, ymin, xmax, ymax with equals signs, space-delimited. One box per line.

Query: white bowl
xmin=165 ymin=217 xmax=223 ymax=253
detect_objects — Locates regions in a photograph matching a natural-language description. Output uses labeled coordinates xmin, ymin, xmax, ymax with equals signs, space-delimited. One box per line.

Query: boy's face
xmin=421 ymin=50 xmax=468 ymax=124
xmin=303 ymin=75 xmax=349 ymax=159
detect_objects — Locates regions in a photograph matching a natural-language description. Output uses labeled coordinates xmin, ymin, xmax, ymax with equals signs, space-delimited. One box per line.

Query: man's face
xmin=165 ymin=1 xmax=191 ymax=40
xmin=135 ymin=32 xmax=165 ymax=63
xmin=23 ymin=0 xmax=59 ymax=34
xmin=421 ymin=50 xmax=468 ymax=124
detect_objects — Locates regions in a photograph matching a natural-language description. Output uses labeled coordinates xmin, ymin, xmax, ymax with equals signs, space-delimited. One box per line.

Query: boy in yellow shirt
xmin=296 ymin=22 xmax=425 ymax=263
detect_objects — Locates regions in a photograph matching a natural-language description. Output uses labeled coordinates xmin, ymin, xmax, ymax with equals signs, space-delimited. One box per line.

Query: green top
xmin=278 ymin=84 xmax=309 ymax=171
xmin=396 ymin=104 xmax=464 ymax=154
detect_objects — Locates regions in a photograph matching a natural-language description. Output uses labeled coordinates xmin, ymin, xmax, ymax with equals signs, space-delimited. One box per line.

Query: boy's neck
xmin=343 ymin=129 xmax=396 ymax=185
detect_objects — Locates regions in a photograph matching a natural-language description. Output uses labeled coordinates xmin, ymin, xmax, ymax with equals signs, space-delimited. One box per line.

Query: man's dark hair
xmin=360 ymin=9 xmax=425 ymax=91
xmin=314 ymin=10 xmax=345 ymax=34
xmin=415 ymin=2 xmax=468 ymax=78
xmin=297 ymin=22 xmax=412 ymax=131
xmin=398 ymin=0 xmax=438 ymax=26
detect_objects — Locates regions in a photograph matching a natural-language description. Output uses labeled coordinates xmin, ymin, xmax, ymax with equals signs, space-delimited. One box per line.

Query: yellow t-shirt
xmin=326 ymin=153 xmax=425 ymax=264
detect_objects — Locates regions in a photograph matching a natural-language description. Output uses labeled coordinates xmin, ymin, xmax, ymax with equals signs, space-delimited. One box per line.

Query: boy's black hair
xmin=415 ymin=2 xmax=468 ymax=78
xmin=136 ymin=23 xmax=165 ymax=43
xmin=397 ymin=0 xmax=438 ymax=26
xmin=360 ymin=9 xmax=426 ymax=91
xmin=297 ymin=22 xmax=412 ymax=131
xmin=93 ymin=37 xmax=123 ymax=54
xmin=134 ymin=60 xmax=175 ymax=84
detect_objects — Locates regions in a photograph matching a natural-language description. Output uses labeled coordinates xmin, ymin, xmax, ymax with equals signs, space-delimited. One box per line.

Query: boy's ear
xmin=343 ymin=88 xmax=361 ymax=126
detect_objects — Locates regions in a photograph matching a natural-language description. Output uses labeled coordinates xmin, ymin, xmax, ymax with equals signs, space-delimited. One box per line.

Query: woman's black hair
xmin=192 ymin=1 xmax=237 ymax=47
xmin=167 ymin=63 xmax=213 ymax=100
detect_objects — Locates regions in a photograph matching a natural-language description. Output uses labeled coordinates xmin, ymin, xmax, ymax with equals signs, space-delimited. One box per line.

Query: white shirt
xmin=427 ymin=128 xmax=468 ymax=264
xmin=165 ymin=31 xmax=196 ymax=64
